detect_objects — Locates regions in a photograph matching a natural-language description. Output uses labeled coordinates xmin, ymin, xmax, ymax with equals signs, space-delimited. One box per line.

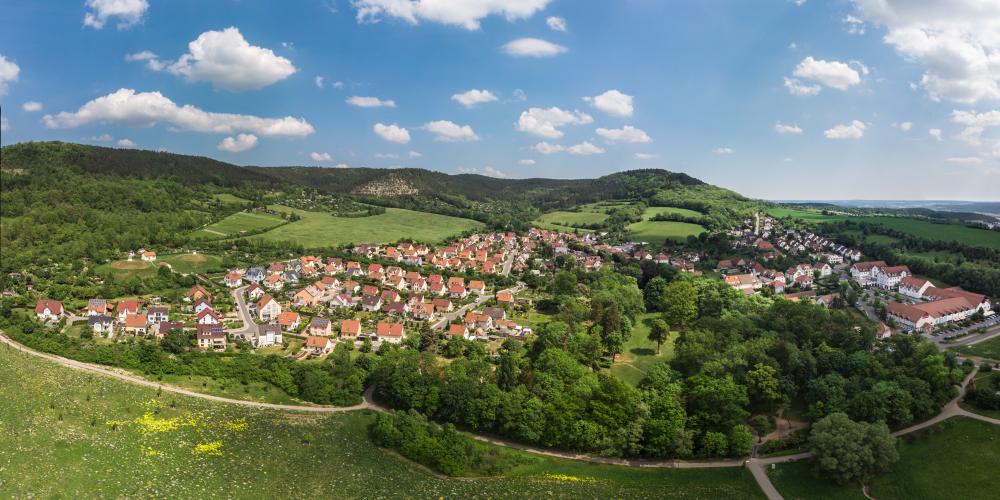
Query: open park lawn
xmin=952 ymin=336 xmax=1000 ymax=362
xmin=158 ymin=253 xmax=224 ymax=274
xmin=0 ymin=346 xmax=764 ymax=499
xmin=610 ymin=312 xmax=677 ymax=386
xmin=626 ymin=206 xmax=706 ymax=244
xmin=768 ymin=417 xmax=1000 ymax=500
xmin=93 ymin=260 xmax=160 ymax=280
xmin=249 ymin=205 xmax=483 ymax=247
xmin=194 ymin=210 xmax=286 ymax=238
xmin=534 ymin=210 xmax=609 ymax=227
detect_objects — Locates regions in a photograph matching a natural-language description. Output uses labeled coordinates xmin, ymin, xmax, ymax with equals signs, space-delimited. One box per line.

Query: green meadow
xmin=194 ymin=210 xmax=287 ymax=238
xmin=855 ymin=216 xmax=1000 ymax=250
xmin=767 ymin=207 xmax=849 ymax=223
xmin=534 ymin=210 xmax=609 ymax=227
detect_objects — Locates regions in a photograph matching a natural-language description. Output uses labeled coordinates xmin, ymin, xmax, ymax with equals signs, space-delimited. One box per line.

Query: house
xmin=252 ymin=324 xmax=282 ymax=348
xmin=141 ymin=250 xmax=157 ymax=262
xmin=815 ymin=293 xmax=841 ymax=309
xmin=448 ymin=323 xmax=472 ymax=340
xmin=340 ymin=319 xmax=361 ymax=339
xmin=464 ymin=312 xmax=493 ymax=331
xmin=307 ymin=317 xmax=332 ymax=336
xmin=123 ymin=313 xmax=148 ymax=335
xmin=304 ymin=336 xmax=335 ymax=356
xmin=147 ymin=306 xmax=169 ymax=324
xmin=89 ymin=315 xmax=114 ymax=335
xmin=196 ymin=308 xmax=223 ymax=325
xmin=256 ymin=294 xmax=282 ymax=321
xmin=86 ymin=299 xmax=108 ymax=316
xmin=115 ymin=300 xmax=140 ymax=322
xmin=35 ymin=299 xmax=64 ymax=322
xmin=432 ymin=298 xmax=454 ymax=313
xmin=282 ymin=270 xmax=300 ymax=284
xmin=483 ymin=306 xmax=506 ymax=321
xmin=224 ymin=271 xmax=243 ymax=288
xmin=723 ymin=274 xmax=761 ymax=293
xmin=875 ymin=322 xmax=893 ymax=341
xmin=246 ymin=283 xmax=265 ymax=301
xmin=156 ymin=321 xmax=185 ymax=339
xmin=468 ymin=280 xmax=486 ymax=295
xmin=850 ymin=261 xmax=888 ymax=287
xmin=783 ymin=290 xmax=817 ymax=302
xmin=375 ymin=321 xmax=405 ymax=344
xmin=362 ymin=285 xmax=380 ymax=297
xmin=793 ymin=274 xmax=814 ymax=289
xmin=244 ymin=267 xmax=266 ymax=283
xmin=448 ymin=276 xmax=465 ymax=287
xmin=449 ymin=284 xmax=468 ymax=299
xmin=196 ymin=324 xmax=227 ymax=350
xmin=277 ymin=311 xmax=302 ymax=331
xmin=293 ymin=287 xmax=320 ymax=308
xmin=264 ymin=273 xmax=285 ymax=291
xmin=362 ymin=295 xmax=383 ymax=312
xmin=185 ymin=285 xmax=212 ymax=303
xmin=887 ymin=302 xmax=934 ymax=332
xmin=193 ymin=299 xmax=213 ymax=315
xmin=329 ymin=293 xmax=354 ymax=309
xmin=496 ymin=291 xmax=513 ymax=304
xmin=872 ymin=264 xmax=911 ymax=290
xmin=899 ymin=277 xmax=933 ymax=299
xmin=382 ymin=301 xmax=409 ymax=316
xmin=411 ymin=303 xmax=436 ymax=321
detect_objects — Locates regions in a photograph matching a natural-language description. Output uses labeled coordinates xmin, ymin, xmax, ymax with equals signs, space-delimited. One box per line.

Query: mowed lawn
xmin=627 ymin=220 xmax=705 ymax=243
xmin=94 ymin=260 xmax=160 ymax=280
xmin=767 ymin=207 xmax=849 ymax=223
xmin=158 ymin=253 xmax=224 ymax=274
xmin=856 ymin=216 xmax=1000 ymax=250
xmin=195 ymin=210 xmax=286 ymax=238
xmin=952 ymin=336 xmax=1000 ymax=361
xmin=251 ymin=205 xmax=483 ymax=247
xmin=611 ymin=312 xmax=677 ymax=385
xmin=769 ymin=417 xmax=1000 ymax=500
xmin=535 ymin=210 xmax=609 ymax=228
xmin=0 ymin=347 xmax=764 ymax=499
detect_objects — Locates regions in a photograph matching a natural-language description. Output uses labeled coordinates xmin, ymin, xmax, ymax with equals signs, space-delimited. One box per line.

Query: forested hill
xmin=0 ymin=141 xmax=735 ymax=211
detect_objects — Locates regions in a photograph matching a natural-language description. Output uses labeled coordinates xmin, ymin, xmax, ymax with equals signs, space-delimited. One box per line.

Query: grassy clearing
xmin=535 ymin=210 xmax=608 ymax=227
xmin=952 ymin=336 xmax=1000 ymax=361
xmin=94 ymin=260 xmax=159 ymax=280
xmin=251 ymin=205 xmax=483 ymax=247
xmin=627 ymin=220 xmax=705 ymax=244
xmin=767 ymin=208 xmax=849 ymax=223
xmin=769 ymin=417 xmax=1000 ymax=500
xmin=855 ymin=216 xmax=1000 ymax=250
xmin=644 ymin=206 xmax=703 ymax=219
xmin=158 ymin=253 xmax=224 ymax=274
xmin=211 ymin=193 xmax=250 ymax=204
xmin=196 ymin=211 xmax=286 ymax=238
xmin=0 ymin=346 xmax=764 ymax=499
xmin=611 ymin=313 xmax=677 ymax=385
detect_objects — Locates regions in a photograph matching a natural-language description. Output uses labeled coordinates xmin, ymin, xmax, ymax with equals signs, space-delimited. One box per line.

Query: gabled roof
xmin=341 ymin=319 xmax=360 ymax=335
xmin=35 ymin=299 xmax=63 ymax=315
xmin=376 ymin=321 xmax=404 ymax=337
xmin=124 ymin=314 xmax=148 ymax=328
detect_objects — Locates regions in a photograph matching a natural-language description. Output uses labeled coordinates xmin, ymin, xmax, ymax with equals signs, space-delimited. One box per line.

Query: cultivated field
xmin=0 ymin=347 xmax=764 ymax=499
xmin=768 ymin=417 xmax=1000 ymax=500
xmin=194 ymin=211 xmax=286 ymax=238
xmin=855 ymin=216 xmax=1000 ymax=250
xmin=767 ymin=207 xmax=849 ymax=223
xmin=250 ymin=205 xmax=483 ymax=247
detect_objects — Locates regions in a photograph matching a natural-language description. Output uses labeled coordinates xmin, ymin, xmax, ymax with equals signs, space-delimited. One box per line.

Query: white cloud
xmin=546 ymin=16 xmax=567 ymax=32
xmin=843 ymin=15 xmax=865 ymax=35
xmin=583 ymin=90 xmax=634 ymax=117
xmin=408 ymin=150 xmax=422 ymax=158
xmin=347 ymin=96 xmax=396 ymax=108
xmin=451 ymin=89 xmax=497 ymax=108
xmin=124 ymin=50 xmax=166 ymax=71
xmin=824 ymin=120 xmax=867 ymax=139
xmin=851 ymin=0 xmax=1000 ymax=103
xmin=0 ymin=54 xmax=20 ymax=95
xmin=0 ymin=115 xmax=8 ymax=132
xmin=567 ymin=141 xmax=605 ymax=155
xmin=84 ymin=0 xmax=148 ymax=30
xmin=532 ymin=142 xmax=564 ymax=154
xmin=502 ymin=38 xmax=567 ymax=58
xmin=314 ymin=76 xmax=325 ymax=88
xmin=509 ymin=88 xmax=527 ymax=101
xmin=788 ymin=42 xmax=798 ymax=49
xmin=783 ymin=157 xmax=794 ymax=162
xmin=713 ymin=147 xmax=734 ymax=155
xmin=217 ymin=133 xmax=258 ymax=153
xmin=993 ymin=142 xmax=1000 ymax=158
xmin=458 ymin=166 xmax=508 ymax=178
xmin=88 ymin=134 xmax=114 ymax=142
xmin=333 ymin=81 xmax=345 ymax=89
xmin=518 ymin=159 xmax=536 ymax=165
xmin=792 ymin=0 xmax=807 ymax=5
xmin=929 ymin=128 xmax=943 ymax=140
xmin=310 ymin=152 xmax=333 ymax=162
xmin=951 ymin=110 xmax=1000 ymax=127
xmin=165 ymin=27 xmax=296 ymax=91
xmin=22 ymin=101 xmax=42 ymax=112
xmin=595 ymin=125 xmax=651 ymax=143
xmin=792 ymin=56 xmax=862 ymax=91
xmin=43 ymin=88 xmax=314 ymax=137
xmin=117 ymin=138 xmax=138 ymax=149
xmin=373 ymin=123 xmax=410 ymax=143
xmin=375 ymin=153 xmax=399 ymax=159
xmin=352 ymin=0 xmax=552 ymax=30
xmin=899 ymin=121 xmax=913 ymax=131
xmin=774 ymin=122 xmax=804 ymax=135
xmin=784 ymin=77 xmax=822 ymax=96
xmin=515 ymin=107 xmax=593 ymax=138
xmin=422 ymin=120 xmax=479 ymax=142
xmin=633 ymin=153 xmax=659 ymax=160
xmin=946 ymin=156 xmax=983 ymax=165
xmin=958 ymin=126 xmax=984 ymax=146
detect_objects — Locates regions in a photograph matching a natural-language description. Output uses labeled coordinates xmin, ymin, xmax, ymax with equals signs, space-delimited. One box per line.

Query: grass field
xmin=535 ymin=210 xmax=609 ymax=227
xmin=211 ymin=193 xmax=250 ymax=204
xmin=250 ymin=205 xmax=483 ymax=247
xmin=952 ymin=337 xmax=1000 ymax=361
xmin=769 ymin=417 xmax=1000 ymax=500
xmin=855 ymin=216 xmax=1000 ymax=250
xmin=0 ymin=346 xmax=764 ymax=499
xmin=158 ymin=253 xmax=224 ymax=274
xmin=644 ymin=206 xmax=704 ymax=218
xmin=94 ymin=260 xmax=160 ymax=280
xmin=627 ymin=220 xmax=705 ymax=243
xmin=611 ymin=313 xmax=677 ymax=385
xmin=195 ymin=210 xmax=287 ymax=239
xmin=767 ymin=208 xmax=849 ymax=223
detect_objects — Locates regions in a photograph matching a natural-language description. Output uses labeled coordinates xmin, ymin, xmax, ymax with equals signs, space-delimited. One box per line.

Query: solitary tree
xmin=808 ymin=412 xmax=898 ymax=485
xmin=648 ymin=318 xmax=670 ymax=354
xmin=661 ymin=281 xmax=699 ymax=331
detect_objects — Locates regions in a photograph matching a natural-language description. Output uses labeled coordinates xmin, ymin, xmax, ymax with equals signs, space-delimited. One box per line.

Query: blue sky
xmin=1 ymin=0 xmax=999 ymax=200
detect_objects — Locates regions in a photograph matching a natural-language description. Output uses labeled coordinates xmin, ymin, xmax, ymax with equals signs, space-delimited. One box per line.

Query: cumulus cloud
xmin=546 ymin=16 xmax=567 ymax=32
xmin=124 ymin=50 xmax=166 ymax=71
xmin=515 ymin=107 xmax=593 ymax=138
xmin=43 ymin=88 xmax=314 ymax=137
xmin=310 ymin=152 xmax=333 ymax=162
xmin=88 ymin=134 xmax=114 ymax=142
xmin=824 ymin=120 xmax=867 ymax=139
xmin=843 ymin=15 xmax=865 ymax=35
xmin=851 ymin=0 xmax=1000 ymax=103
xmin=775 ymin=122 xmax=803 ymax=135
xmin=353 ymin=0 xmax=552 ymax=30
xmin=451 ymin=89 xmax=497 ymax=108
xmin=0 ymin=54 xmax=20 ymax=95
xmin=217 ymin=133 xmax=258 ymax=153
xmin=929 ymin=128 xmax=943 ymax=140
xmin=116 ymin=138 xmax=138 ymax=149
xmin=946 ymin=156 xmax=983 ymax=165
xmin=375 ymin=153 xmax=399 ymax=159
xmin=713 ymin=147 xmax=734 ymax=155
xmin=951 ymin=110 xmax=1000 ymax=127
xmin=899 ymin=121 xmax=913 ymax=131
xmin=502 ymin=38 xmax=567 ymax=57
xmin=633 ymin=153 xmax=659 ymax=160
xmin=408 ymin=150 xmax=422 ymax=158
xmin=532 ymin=142 xmax=564 ymax=154
xmin=159 ymin=28 xmax=296 ymax=91
xmin=422 ymin=120 xmax=479 ymax=142
xmin=792 ymin=56 xmax=862 ymax=91
xmin=518 ymin=159 xmax=536 ymax=165
xmin=458 ymin=166 xmax=508 ymax=178
xmin=958 ymin=126 xmax=984 ymax=146
xmin=595 ymin=125 xmax=651 ymax=143
xmin=567 ymin=141 xmax=605 ymax=155
xmin=373 ymin=123 xmax=410 ymax=143
xmin=314 ymin=76 xmax=325 ymax=88
xmin=0 ymin=115 xmax=8 ymax=132
xmin=84 ymin=0 xmax=148 ymax=30
xmin=347 ymin=96 xmax=396 ymax=108
xmin=784 ymin=77 xmax=821 ymax=96
xmin=22 ymin=101 xmax=42 ymax=112
xmin=583 ymin=90 xmax=634 ymax=117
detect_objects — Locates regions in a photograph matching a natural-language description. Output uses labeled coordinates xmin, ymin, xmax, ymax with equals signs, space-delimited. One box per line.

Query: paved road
xmin=430 ymin=283 xmax=525 ymax=330
xmin=227 ymin=285 xmax=257 ymax=337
